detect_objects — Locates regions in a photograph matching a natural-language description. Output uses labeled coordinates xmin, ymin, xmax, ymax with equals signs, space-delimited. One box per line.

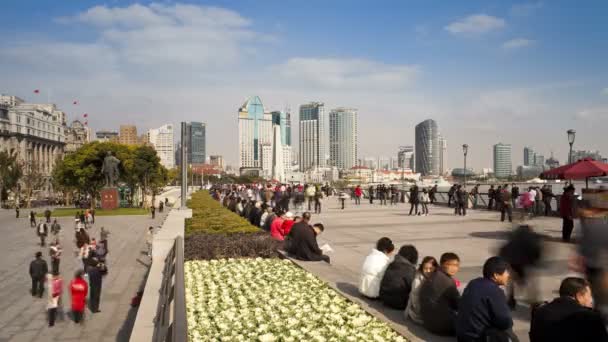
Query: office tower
xmin=185 ymin=122 xmax=206 ymax=164
xmin=271 ymin=125 xmax=285 ymax=181
xmin=119 ymin=125 xmax=138 ymax=145
xmin=493 ymin=143 xmax=512 ymax=178
xmin=299 ymin=102 xmax=327 ymax=170
xmin=524 ymin=146 xmax=535 ymax=166
xmin=571 ymin=150 xmax=603 ymax=162
xmin=238 ymin=96 xmax=273 ymax=172
xmin=397 ymin=146 xmax=414 ymax=170
xmin=534 ymin=154 xmax=545 ymax=168
xmin=439 ymin=135 xmax=447 ymax=175
xmin=415 ymin=119 xmax=440 ymax=176
xmin=271 ymin=110 xmax=291 ymax=146
xmin=329 ymin=107 xmax=358 ymax=170
xmin=147 ymin=124 xmax=175 ymax=169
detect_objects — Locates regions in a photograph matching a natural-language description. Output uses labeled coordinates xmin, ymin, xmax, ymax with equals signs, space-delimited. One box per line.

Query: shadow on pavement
xmin=115 ymin=254 xmax=152 ymax=341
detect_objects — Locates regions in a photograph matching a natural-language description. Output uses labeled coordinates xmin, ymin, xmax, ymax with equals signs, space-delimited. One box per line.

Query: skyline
xmin=1 ymin=1 xmax=607 ymax=170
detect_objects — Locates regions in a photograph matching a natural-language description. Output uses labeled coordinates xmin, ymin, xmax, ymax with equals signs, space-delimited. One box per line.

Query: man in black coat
xmin=448 ymin=184 xmax=457 ymax=207
xmin=487 ymin=185 xmax=495 ymax=210
xmin=408 ymin=185 xmax=419 ymax=216
xmin=87 ymin=259 xmax=103 ymax=313
xmin=29 ymin=251 xmax=48 ymax=297
xmin=420 ymin=252 xmax=461 ymax=336
xmin=379 ymin=245 xmax=418 ymax=309
xmin=511 ymin=184 xmax=520 ymax=209
xmin=285 ymin=222 xmax=329 ymax=263
xmin=530 ymin=277 xmax=608 ymax=342
xmin=456 ymin=256 xmax=515 ymax=342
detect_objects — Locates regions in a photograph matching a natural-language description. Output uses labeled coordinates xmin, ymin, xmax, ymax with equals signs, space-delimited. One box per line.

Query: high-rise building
xmin=397 ymin=146 xmax=414 ymax=170
xmin=415 ymin=119 xmax=440 ymax=176
xmin=329 ymin=107 xmax=358 ymax=170
xmin=239 ymin=96 xmax=272 ymax=173
xmin=299 ymin=102 xmax=327 ymax=171
xmin=571 ymin=150 xmax=603 ymax=162
xmin=534 ymin=154 xmax=545 ymax=168
xmin=545 ymin=153 xmax=560 ymax=169
xmin=493 ymin=143 xmax=512 ymax=178
xmin=378 ymin=156 xmax=390 ymax=170
xmin=524 ymin=146 xmax=535 ymax=166
xmin=439 ymin=135 xmax=447 ymax=175
xmin=271 ymin=110 xmax=291 ymax=146
xmin=147 ymin=124 xmax=175 ymax=169
xmin=119 ymin=125 xmax=138 ymax=145
xmin=185 ymin=122 xmax=206 ymax=164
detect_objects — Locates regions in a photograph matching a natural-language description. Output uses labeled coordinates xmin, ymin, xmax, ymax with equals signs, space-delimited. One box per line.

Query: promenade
xmin=291 ymin=199 xmax=578 ymax=342
xmin=0 ymin=207 xmax=167 ymax=342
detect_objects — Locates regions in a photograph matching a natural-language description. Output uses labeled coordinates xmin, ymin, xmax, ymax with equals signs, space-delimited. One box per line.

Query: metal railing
xmin=153 ymin=236 xmax=187 ymax=342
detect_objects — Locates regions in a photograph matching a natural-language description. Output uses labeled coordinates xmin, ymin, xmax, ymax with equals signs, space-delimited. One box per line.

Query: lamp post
xmin=462 ymin=144 xmax=469 ymax=188
xmin=567 ymin=129 xmax=576 ymax=164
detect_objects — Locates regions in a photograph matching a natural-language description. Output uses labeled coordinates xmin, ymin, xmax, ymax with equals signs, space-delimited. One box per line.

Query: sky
xmin=1 ymin=0 xmax=607 ymax=170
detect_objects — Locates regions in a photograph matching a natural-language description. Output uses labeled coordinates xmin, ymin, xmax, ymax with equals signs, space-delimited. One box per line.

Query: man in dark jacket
xmin=87 ymin=259 xmax=103 ymax=313
xmin=379 ymin=245 xmax=418 ymax=309
xmin=285 ymin=222 xmax=329 ymax=263
xmin=429 ymin=185 xmax=438 ymax=204
xmin=530 ymin=277 xmax=608 ymax=342
xmin=542 ymin=186 xmax=554 ymax=216
xmin=420 ymin=252 xmax=461 ymax=336
xmin=511 ymin=184 xmax=520 ymax=208
xmin=500 ymin=188 xmax=513 ymax=222
xmin=29 ymin=251 xmax=48 ymax=297
xmin=456 ymin=256 xmax=515 ymax=342
xmin=408 ymin=185 xmax=419 ymax=216
xmin=560 ymin=185 xmax=576 ymax=242
xmin=448 ymin=184 xmax=457 ymax=207
xmin=456 ymin=186 xmax=468 ymax=216
xmin=487 ymin=185 xmax=495 ymax=210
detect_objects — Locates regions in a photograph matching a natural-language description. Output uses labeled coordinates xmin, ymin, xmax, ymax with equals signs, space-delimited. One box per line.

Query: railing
xmin=153 ymin=236 xmax=187 ymax=342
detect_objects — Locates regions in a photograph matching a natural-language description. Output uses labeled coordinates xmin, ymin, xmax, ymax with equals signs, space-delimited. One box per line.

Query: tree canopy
xmin=0 ymin=150 xmax=22 ymax=204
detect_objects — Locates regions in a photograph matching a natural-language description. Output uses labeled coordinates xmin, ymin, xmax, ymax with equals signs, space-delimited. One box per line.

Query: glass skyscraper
xmin=238 ymin=96 xmax=273 ymax=171
xmin=186 ymin=122 xmax=206 ymax=164
xmin=299 ymin=102 xmax=327 ymax=170
xmin=271 ymin=110 xmax=291 ymax=146
xmin=329 ymin=107 xmax=358 ymax=170
xmin=493 ymin=143 xmax=512 ymax=178
xmin=415 ymin=119 xmax=440 ymax=176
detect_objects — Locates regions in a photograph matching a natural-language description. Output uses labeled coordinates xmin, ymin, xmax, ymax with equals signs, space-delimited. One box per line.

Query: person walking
xmin=49 ymin=240 xmax=62 ymax=274
xmin=29 ymin=210 xmax=36 ymax=228
xmin=150 ymin=205 xmax=156 ymax=219
xmin=494 ymin=185 xmax=503 ymax=211
xmin=100 ymin=227 xmax=110 ymax=254
xmin=429 ymin=185 xmax=438 ymax=204
xmin=542 ymin=185 xmax=555 ymax=216
xmin=354 ymin=185 xmax=362 ymax=205
xmin=146 ymin=226 xmax=154 ymax=257
xmin=447 ymin=184 xmax=457 ymax=208
xmin=470 ymin=184 xmax=480 ymax=209
xmin=29 ymin=252 xmax=48 ymax=298
xmin=37 ymin=221 xmax=48 ymax=246
xmin=44 ymin=209 xmax=52 ymax=223
xmin=456 ymin=186 xmax=468 ymax=216
xmin=15 ymin=205 xmax=20 ymax=218
xmin=511 ymin=184 xmax=520 ymax=209
xmin=368 ymin=185 xmax=375 ymax=204
xmin=46 ymin=271 xmax=63 ymax=327
xmin=306 ymin=184 xmax=316 ymax=211
xmin=87 ymin=259 xmax=103 ymax=313
xmin=408 ymin=185 xmax=419 ymax=216
xmin=50 ymin=219 xmax=61 ymax=236
xmin=419 ymin=188 xmax=430 ymax=216
xmin=560 ymin=185 xmax=576 ymax=242
xmin=339 ymin=191 xmax=349 ymax=210
xmin=70 ymin=269 xmax=88 ymax=323
xmin=487 ymin=185 xmax=496 ymax=211
xmin=500 ymin=187 xmax=513 ymax=223
xmin=314 ymin=188 xmax=323 ymax=214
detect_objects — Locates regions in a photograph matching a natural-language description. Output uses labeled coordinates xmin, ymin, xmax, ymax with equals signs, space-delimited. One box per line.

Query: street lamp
xmin=462 ymin=144 xmax=469 ymax=188
xmin=567 ymin=129 xmax=576 ymax=164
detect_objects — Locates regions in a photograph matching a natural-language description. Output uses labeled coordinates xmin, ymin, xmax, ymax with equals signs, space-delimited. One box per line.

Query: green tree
xmin=0 ymin=150 xmax=22 ymax=206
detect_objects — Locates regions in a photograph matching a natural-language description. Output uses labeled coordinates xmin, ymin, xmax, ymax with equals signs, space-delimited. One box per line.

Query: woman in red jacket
xmin=70 ymin=269 xmax=88 ymax=323
xmin=280 ymin=212 xmax=295 ymax=240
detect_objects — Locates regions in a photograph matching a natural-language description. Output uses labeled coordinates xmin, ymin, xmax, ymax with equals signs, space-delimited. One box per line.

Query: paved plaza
xmin=290 ymin=199 xmax=580 ymax=342
xmin=0 ymin=207 xmax=167 ymax=342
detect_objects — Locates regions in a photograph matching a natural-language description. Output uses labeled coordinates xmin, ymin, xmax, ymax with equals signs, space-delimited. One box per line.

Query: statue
xmin=101 ymin=152 xmax=120 ymax=188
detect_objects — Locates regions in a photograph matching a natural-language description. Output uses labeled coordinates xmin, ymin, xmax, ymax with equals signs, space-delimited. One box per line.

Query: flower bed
xmin=185 ymin=258 xmax=406 ymax=342
xmin=185 ymin=232 xmax=281 ymax=260
xmin=187 ymin=191 xmax=260 ymax=235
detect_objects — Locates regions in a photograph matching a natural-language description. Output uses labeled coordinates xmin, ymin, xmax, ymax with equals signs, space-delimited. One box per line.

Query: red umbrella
xmin=541 ymin=158 xmax=608 ymax=188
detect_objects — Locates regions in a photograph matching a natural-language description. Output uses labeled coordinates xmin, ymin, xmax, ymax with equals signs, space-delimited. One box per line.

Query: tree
xmin=0 ymin=150 xmax=22 ymax=206
xmin=22 ymin=162 xmax=45 ymax=207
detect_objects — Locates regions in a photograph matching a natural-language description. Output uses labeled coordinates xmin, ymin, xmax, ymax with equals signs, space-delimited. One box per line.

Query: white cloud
xmin=445 ymin=14 xmax=505 ymax=35
xmin=577 ymin=107 xmax=608 ymax=121
xmin=272 ymin=58 xmax=419 ymax=91
xmin=502 ymin=38 xmax=535 ymax=50
xmin=510 ymin=2 xmax=543 ymax=17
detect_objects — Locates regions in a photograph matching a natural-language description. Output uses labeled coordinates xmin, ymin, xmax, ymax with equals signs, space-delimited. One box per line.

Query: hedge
xmin=186 ymin=191 xmax=260 ymax=235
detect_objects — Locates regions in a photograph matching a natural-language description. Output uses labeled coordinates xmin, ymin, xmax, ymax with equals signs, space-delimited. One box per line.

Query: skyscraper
xmin=299 ymin=102 xmax=327 ymax=170
xmin=185 ymin=122 xmax=206 ymax=164
xmin=147 ymin=124 xmax=175 ymax=169
xmin=415 ymin=119 xmax=440 ymax=176
xmin=271 ymin=110 xmax=291 ymax=146
xmin=524 ymin=146 xmax=535 ymax=166
xmin=439 ymin=135 xmax=447 ymax=175
xmin=329 ymin=107 xmax=358 ymax=170
xmin=239 ymin=96 xmax=273 ymax=173
xmin=119 ymin=125 xmax=138 ymax=145
xmin=493 ymin=143 xmax=512 ymax=178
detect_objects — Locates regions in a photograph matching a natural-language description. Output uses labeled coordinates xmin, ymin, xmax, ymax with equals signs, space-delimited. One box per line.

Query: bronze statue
xmin=101 ymin=152 xmax=120 ymax=187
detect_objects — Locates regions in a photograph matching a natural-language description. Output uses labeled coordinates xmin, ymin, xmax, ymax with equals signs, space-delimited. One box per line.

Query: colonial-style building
xmin=64 ymin=120 xmax=90 ymax=153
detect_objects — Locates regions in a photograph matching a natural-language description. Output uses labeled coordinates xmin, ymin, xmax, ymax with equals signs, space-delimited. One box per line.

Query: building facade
xmin=571 ymin=150 xmax=603 ymax=162
xmin=186 ymin=122 xmax=206 ymax=164
xmin=239 ymin=96 xmax=272 ymax=173
xmin=209 ymin=155 xmax=225 ymax=170
xmin=147 ymin=124 xmax=175 ymax=169
xmin=0 ymin=94 xmax=67 ymax=194
xmin=493 ymin=143 xmax=512 ymax=178
xmin=96 ymin=130 xmax=119 ymax=142
xmin=439 ymin=135 xmax=447 ymax=175
xmin=119 ymin=125 xmax=138 ymax=145
xmin=271 ymin=110 xmax=291 ymax=147
xmin=329 ymin=107 xmax=358 ymax=170
xmin=299 ymin=102 xmax=327 ymax=171
xmin=415 ymin=119 xmax=440 ymax=176
xmin=397 ymin=146 xmax=414 ymax=170
xmin=524 ymin=146 xmax=535 ymax=166
xmin=64 ymin=120 xmax=90 ymax=153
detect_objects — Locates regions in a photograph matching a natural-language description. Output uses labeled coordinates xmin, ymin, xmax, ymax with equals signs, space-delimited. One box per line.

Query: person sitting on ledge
xmin=359 ymin=237 xmax=395 ymax=299
xmin=285 ymin=222 xmax=329 ymax=263
xmin=379 ymin=244 xmax=418 ymax=309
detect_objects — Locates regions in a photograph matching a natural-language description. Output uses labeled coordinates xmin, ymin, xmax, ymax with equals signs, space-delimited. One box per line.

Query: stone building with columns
xmin=0 ymin=94 xmax=67 ymax=196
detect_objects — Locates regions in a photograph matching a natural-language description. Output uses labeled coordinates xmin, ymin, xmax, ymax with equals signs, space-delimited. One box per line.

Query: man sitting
xmin=456 ymin=256 xmax=515 ymax=342
xmin=530 ymin=277 xmax=608 ymax=342
xmin=358 ymin=237 xmax=395 ymax=299
xmin=379 ymin=245 xmax=418 ymax=309
xmin=419 ymin=252 xmax=461 ymax=336
xmin=285 ymin=222 xmax=329 ymax=263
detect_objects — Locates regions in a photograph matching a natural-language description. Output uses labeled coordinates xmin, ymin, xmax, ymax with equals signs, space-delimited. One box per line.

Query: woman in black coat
xmin=380 ymin=245 xmax=419 ymax=309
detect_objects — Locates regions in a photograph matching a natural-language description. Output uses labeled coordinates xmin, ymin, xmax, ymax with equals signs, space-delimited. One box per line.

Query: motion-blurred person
xmin=37 ymin=221 xmax=48 ymax=246
xmin=70 ymin=269 xmax=88 ymax=323
xmin=560 ymin=185 xmax=577 ymax=242
xmin=29 ymin=251 xmax=48 ymax=297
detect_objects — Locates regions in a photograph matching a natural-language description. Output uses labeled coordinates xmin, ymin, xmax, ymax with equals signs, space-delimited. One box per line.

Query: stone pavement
xmin=289 ymin=199 xmax=581 ymax=342
xmin=0 ymin=206 xmax=168 ymax=342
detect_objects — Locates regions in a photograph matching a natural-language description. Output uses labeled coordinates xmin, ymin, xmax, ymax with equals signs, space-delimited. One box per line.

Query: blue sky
xmin=1 ymin=0 xmax=607 ymax=169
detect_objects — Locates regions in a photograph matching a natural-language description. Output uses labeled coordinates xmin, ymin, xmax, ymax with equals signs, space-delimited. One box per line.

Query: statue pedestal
xmin=101 ymin=188 xmax=119 ymax=210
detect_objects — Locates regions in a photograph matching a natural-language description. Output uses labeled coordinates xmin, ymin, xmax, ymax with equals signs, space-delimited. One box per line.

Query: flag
xmin=73 ymin=100 xmax=79 ymax=105
xmin=84 ymin=121 xmax=88 ymax=125
xmin=83 ymin=113 xmax=88 ymax=118
xmin=33 ymin=89 xmax=40 ymax=94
